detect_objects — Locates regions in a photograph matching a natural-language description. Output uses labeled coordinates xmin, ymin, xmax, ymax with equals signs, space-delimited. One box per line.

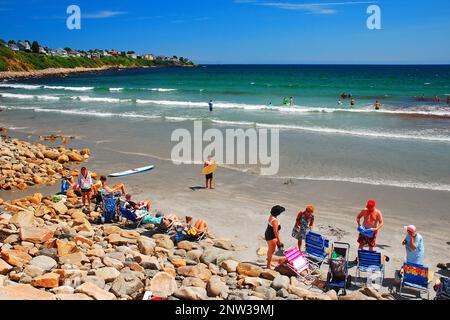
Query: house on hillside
xmin=8 ymin=43 xmax=19 ymax=51
xmin=49 ymin=48 xmax=68 ymax=57
xmin=142 ymin=54 xmax=154 ymax=61
xmin=17 ymin=40 xmax=31 ymax=51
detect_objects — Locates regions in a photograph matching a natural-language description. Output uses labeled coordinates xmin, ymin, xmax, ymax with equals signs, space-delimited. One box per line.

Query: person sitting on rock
xmin=99 ymin=175 xmax=127 ymax=195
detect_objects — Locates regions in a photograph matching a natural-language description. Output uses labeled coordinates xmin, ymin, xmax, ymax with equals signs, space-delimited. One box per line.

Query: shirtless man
xmin=356 ymin=199 xmax=384 ymax=251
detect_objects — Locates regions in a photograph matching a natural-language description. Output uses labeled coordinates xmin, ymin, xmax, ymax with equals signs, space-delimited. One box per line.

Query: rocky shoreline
xmin=0 ymin=133 xmax=89 ymax=191
xmin=0 ymin=136 xmax=394 ymax=300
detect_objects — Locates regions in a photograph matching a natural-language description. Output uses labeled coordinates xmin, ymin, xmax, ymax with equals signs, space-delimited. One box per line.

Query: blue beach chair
xmin=356 ymin=250 xmax=385 ymax=284
xmin=304 ymin=231 xmax=331 ymax=270
xmin=435 ymin=275 xmax=450 ymax=301
xmin=118 ymin=205 xmax=149 ymax=228
xmin=100 ymin=193 xmax=119 ymax=223
xmin=399 ymin=263 xmax=430 ymax=300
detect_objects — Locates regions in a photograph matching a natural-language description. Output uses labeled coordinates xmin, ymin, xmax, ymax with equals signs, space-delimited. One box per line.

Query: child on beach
xmin=77 ymin=167 xmax=92 ymax=211
xmin=356 ymin=199 xmax=384 ymax=252
xmin=292 ymin=204 xmax=315 ymax=252
xmin=208 ymin=100 xmax=213 ymax=112
xmin=265 ymin=205 xmax=285 ymax=269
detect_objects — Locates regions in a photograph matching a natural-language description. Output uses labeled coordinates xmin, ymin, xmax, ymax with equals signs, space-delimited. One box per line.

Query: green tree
xmin=31 ymin=41 xmax=40 ymax=54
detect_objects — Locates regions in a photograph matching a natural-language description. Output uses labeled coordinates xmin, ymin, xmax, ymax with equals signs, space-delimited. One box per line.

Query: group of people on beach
xmin=263 ymin=200 xmax=425 ymax=271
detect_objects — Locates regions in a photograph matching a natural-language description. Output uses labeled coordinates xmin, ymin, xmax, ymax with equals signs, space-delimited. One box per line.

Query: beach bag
xmin=330 ymin=257 xmax=346 ymax=280
xmin=61 ymin=179 xmax=70 ymax=194
xmin=291 ymin=224 xmax=301 ymax=238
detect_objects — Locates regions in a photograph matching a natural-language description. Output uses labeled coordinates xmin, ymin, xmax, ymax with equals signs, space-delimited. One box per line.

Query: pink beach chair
xmin=281 ymin=247 xmax=316 ymax=285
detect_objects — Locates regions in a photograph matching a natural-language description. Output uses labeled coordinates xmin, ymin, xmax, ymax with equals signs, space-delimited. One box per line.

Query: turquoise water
xmin=1 ymin=65 xmax=450 ymax=191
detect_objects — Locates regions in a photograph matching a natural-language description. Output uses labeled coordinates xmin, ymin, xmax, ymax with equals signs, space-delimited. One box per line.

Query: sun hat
xmin=404 ymin=225 xmax=417 ymax=233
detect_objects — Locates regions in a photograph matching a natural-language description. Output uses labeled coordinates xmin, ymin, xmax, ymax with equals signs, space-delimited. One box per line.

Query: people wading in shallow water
xmin=265 ymin=205 xmax=285 ymax=269
xmin=208 ymin=100 xmax=214 ymax=112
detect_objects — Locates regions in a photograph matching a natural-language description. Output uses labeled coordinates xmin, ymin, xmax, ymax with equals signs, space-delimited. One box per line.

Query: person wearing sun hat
xmin=402 ymin=225 xmax=425 ymax=265
xmin=292 ymin=204 xmax=316 ymax=252
xmin=356 ymin=199 xmax=384 ymax=251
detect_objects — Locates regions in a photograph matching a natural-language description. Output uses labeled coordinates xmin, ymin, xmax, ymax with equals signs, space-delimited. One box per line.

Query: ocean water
xmin=1 ymin=65 xmax=450 ymax=191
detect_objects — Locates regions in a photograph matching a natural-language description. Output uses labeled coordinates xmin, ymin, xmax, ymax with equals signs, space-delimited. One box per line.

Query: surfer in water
xmin=208 ymin=100 xmax=213 ymax=112
xmin=204 ymin=155 xmax=215 ymax=189
xmin=350 ymin=98 xmax=356 ymax=107
xmin=289 ymin=97 xmax=294 ymax=107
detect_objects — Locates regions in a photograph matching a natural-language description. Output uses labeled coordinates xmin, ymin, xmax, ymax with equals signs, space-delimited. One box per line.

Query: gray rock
xmin=30 ymin=255 xmax=57 ymax=272
xmin=111 ymin=273 xmax=144 ymax=298
xmin=254 ymin=286 xmax=277 ymax=300
xmin=82 ymin=275 xmax=106 ymax=289
xmin=271 ymin=275 xmax=290 ymax=291
xmin=277 ymin=288 xmax=289 ymax=298
xmin=174 ymin=286 xmax=207 ymax=300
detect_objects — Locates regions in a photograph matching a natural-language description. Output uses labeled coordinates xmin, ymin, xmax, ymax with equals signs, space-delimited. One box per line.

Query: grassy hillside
xmin=0 ymin=45 xmax=194 ymax=72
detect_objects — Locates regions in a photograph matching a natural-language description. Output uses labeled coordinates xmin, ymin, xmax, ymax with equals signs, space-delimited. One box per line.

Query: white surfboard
xmin=108 ymin=165 xmax=155 ymax=178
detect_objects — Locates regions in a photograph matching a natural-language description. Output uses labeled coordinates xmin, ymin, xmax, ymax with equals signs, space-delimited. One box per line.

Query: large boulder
xmin=9 ymin=211 xmax=36 ymax=228
xmin=271 ymin=275 xmax=290 ymax=291
xmin=177 ymin=265 xmax=212 ymax=282
xmin=20 ymin=226 xmax=53 ymax=243
xmin=1 ymin=249 xmax=32 ymax=267
xmin=236 ymin=263 xmax=262 ymax=277
xmin=0 ymin=284 xmax=55 ymax=300
xmin=201 ymin=247 xmax=233 ymax=265
xmin=174 ymin=286 xmax=207 ymax=300
xmin=75 ymin=282 xmax=116 ymax=300
xmin=149 ymin=272 xmax=178 ymax=298
xmin=30 ymin=255 xmax=57 ymax=272
xmin=31 ymin=272 xmax=60 ymax=288
xmin=220 ymin=260 xmax=239 ymax=273
xmin=93 ymin=267 xmax=121 ymax=282
xmin=111 ymin=273 xmax=144 ymax=298
xmin=0 ymin=258 xmax=13 ymax=275
xmin=207 ymin=276 xmax=229 ymax=298
xmin=137 ymin=237 xmax=156 ymax=255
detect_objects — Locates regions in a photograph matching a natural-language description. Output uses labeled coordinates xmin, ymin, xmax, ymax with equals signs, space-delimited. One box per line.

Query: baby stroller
xmin=326 ymin=242 xmax=351 ymax=296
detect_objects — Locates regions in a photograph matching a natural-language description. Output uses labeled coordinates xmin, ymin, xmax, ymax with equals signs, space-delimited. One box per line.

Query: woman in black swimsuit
xmin=265 ymin=205 xmax=285 ymax=269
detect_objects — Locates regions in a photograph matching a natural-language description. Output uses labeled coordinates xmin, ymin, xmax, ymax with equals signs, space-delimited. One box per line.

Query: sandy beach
xmin=2 ymin=124 xmax=448 ymax=297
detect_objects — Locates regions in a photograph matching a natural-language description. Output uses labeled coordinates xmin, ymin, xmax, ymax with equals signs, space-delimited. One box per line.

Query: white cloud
xmin=238 ymin=1 xmax=376 ymax=15
xmin=83 ymin=10 xmax=126 ymax=19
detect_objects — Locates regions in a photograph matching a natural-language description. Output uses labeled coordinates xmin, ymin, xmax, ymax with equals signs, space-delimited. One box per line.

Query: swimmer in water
xmin=374 ymin=101 xmax=382 ymax=110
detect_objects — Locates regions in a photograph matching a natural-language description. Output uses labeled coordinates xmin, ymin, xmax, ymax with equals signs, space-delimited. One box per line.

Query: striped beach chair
xmin=356 ymin=250 xmax=385 ymax=284
xmin=399 ymin=263 xmax=430 ymax=300
xmin=304 ymin=232 xmax=331 ymax=271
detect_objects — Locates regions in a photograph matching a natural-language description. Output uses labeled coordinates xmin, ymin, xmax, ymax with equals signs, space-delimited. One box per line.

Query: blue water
xmin=1 ymin=65 xmax=450 ymax=191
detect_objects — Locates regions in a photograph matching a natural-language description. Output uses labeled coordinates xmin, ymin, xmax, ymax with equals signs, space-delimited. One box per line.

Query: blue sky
xmin=1 ymin=0 xmax=449 ymax=64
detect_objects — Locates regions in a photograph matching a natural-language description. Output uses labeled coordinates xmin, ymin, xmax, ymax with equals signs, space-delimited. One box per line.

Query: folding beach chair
xmin=118 ymin=206 xmax=149 ymax=228
xmin=154 ymin=214 xmax=178 ymax=235
xmin=356 ymin=250 xmax=385 ymax=284
xmin=280 ymin=247 xmax=316 ymax=285
xmin=326 ymin=242 xmax=351 ymax=295
xmin=100 ymin=192 xmax=120 ymax=223
xmin=435 ymin=275 xmax=450 ymax=301
xmin=398 ymin=263 xmax=430 ymax=300
xmin=184 ymin=219 xmax=209 ymax=242
xmin=304 ymin=232 xmax=331 ymax=271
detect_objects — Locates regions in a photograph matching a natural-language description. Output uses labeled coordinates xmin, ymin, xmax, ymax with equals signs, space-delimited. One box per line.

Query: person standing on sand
xmin=402 ymin=225 xmax=424 ymax=265
xmin=77 ymin=167 xmax=92 ymax=212
xmin=356 ymin=199 xmax=384 ymax=251
xmin=208 ymin=100 xmax=213 ymax=112
xmin=204 ymin=155 xmax=215 ymax=189
xmin=265 ymin=205 xmax=285 ymax=269
xmin=292 ymin=204 xmax=315 ymax=252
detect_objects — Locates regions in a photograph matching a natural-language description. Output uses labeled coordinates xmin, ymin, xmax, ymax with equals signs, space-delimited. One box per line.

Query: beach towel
xmin=358 ymin=225 xmax=375 ymax=238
